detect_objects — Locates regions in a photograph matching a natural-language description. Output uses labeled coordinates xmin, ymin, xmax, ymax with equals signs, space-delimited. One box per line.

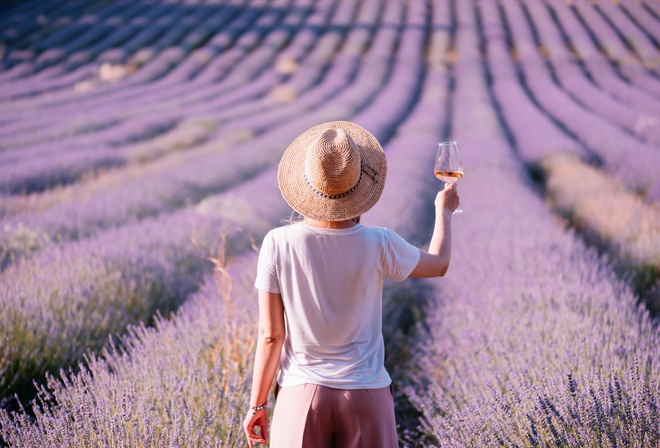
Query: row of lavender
xmin=0 ymin=0 xmax=659 ymax=445
xmin=472 ymin=0 xmax=660 ymax=314
xmin=407 ymin=1 xmax=659 ymax=446
xmin=0 ymin=0 xmax=324 ymax=198
xmin=506 ymin=0 xmax=660 ymax=205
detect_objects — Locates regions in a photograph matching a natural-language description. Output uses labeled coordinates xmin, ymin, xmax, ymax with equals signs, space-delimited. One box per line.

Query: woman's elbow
xmin=431 ymin=258 xmax=449 ymax=277
xmin=409 ymin=254 xmax=450 ymax=278
xmin=409 ymin=262 xmax=449 ymax=278
xmin=258 ymin=327 xmax=285 ymax=345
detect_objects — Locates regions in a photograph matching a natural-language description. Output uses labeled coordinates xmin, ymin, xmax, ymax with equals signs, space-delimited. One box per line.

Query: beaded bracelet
xmin=250 ymin=402 xmax=268 ymax=415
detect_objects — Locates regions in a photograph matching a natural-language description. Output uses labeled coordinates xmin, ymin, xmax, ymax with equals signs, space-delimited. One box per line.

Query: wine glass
xmin=434 ymin=141 xmax=463 ymax=214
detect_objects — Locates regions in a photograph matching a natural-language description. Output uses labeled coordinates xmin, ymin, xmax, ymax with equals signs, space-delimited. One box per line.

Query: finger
xmin=246 ymin=420 xmax=268 ymax=445
xmin=251 ymin=433 xmax=268 ymax=445
xmin=262 ymin=418 xmax=269 ymax=444
xmin=244 ymin=426 xmax=254 ymax=448
xmin=256 ymin=418 xmax=268 ymax=444
xmin=245 ymin=428 xmax=254 ymax=448
xmin=245 ymin=422 xmax=259 ymax=442
xmin=248 ymin=433 xmax=267 ymax=446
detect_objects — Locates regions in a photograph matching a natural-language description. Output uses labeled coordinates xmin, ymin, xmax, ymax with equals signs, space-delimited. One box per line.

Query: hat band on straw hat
xmin=303 ymin=163 xmax=379 ymax=200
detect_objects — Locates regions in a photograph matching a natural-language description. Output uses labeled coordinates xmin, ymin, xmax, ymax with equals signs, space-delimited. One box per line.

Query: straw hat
xmin=278 ymin=121 xmax=387 ymax=222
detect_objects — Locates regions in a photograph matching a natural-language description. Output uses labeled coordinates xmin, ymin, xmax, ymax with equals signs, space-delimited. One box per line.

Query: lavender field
xmin=0 ymin=0 xmax=659 ymax=446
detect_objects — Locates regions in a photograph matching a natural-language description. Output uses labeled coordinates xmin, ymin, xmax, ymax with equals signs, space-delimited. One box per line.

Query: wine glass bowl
xmin=434 ymin=141 xmax=463 ymax=213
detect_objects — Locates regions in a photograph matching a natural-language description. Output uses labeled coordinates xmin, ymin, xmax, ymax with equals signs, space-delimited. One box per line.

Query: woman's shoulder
xmin=265 ymin=221 xmax=306 ymax=241
xmin=266 ymin=222 xmax=401 ymax=241
xmin=360 ymin=225 xmax=398 ymax=238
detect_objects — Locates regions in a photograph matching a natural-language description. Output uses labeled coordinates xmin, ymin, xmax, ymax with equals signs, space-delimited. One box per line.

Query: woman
xmin=243 ymin=121 xmax=459 ymax=447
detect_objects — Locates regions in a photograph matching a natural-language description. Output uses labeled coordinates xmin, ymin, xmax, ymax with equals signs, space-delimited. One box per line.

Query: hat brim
xmin=278 ymin=121 xmax=387 ymax=222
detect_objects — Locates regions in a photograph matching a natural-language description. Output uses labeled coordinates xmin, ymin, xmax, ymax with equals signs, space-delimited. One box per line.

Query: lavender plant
xmin=406 ymin=2 xmax=660 ymax=446
xmin=0 ymin=209 xmax=216 ymax=403
xmin=539 ymin=152 xmax=660 ymax=314
xmin=0 ymin=253 xmax=260 ymax=447
xmin=409 ymin=162 xmax=660 ymax=447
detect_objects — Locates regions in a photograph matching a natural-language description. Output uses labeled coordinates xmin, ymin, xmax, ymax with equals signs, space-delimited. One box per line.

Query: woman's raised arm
xmin=409 ymin=183 xmax=459 ymax=278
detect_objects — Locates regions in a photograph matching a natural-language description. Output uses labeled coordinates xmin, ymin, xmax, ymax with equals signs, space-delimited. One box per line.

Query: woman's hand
xmin=243 ymin=408 xmax=269 ymax=447
xmin=435 ymin=182 xmax=460 ymax=215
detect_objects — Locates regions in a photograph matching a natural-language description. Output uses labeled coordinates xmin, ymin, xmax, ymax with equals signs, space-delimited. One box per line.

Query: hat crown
xmin=304 ymin=128 xmax=361 ymax=197
xmin=277 ymin=120 xmax=386 ymax=222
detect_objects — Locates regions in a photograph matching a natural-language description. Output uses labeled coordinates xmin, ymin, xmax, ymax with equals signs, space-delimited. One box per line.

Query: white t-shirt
xmin=254 ymin=222 xmax=420 ymax=389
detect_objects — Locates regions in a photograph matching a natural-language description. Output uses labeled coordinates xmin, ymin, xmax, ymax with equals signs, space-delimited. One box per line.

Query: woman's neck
xmin=304 ymin=218 xmax=358 ymax=229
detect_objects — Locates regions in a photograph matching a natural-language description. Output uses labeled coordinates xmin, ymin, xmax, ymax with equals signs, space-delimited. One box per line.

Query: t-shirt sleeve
xmin=254 ymin=231 xmax=281 ymax=293
xmin=382 ymin=229 xmax=421 ymax=282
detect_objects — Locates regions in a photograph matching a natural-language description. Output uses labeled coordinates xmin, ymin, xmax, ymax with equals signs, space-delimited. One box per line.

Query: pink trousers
xmin=269 ymin=383 xmax=399 ymax=448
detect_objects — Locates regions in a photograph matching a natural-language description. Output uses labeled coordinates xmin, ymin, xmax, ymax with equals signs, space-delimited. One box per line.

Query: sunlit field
xmin=1 ymin=0 xmax=659 ymax=446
